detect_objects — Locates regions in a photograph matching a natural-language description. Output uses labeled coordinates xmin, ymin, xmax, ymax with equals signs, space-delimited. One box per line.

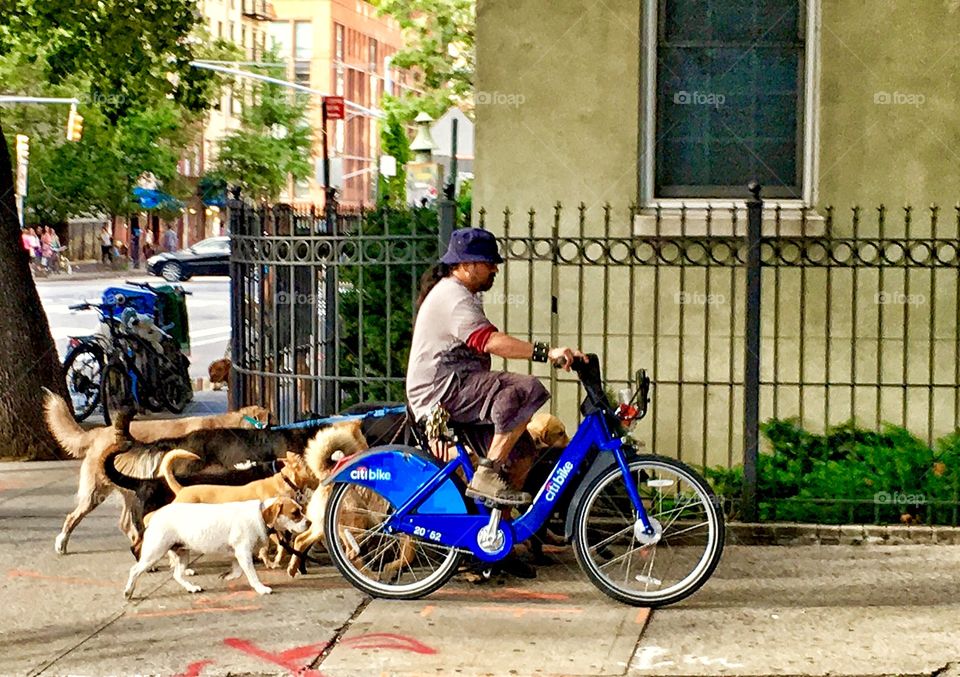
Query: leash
xmin=243 ymin=405 xmax=406 ymax=431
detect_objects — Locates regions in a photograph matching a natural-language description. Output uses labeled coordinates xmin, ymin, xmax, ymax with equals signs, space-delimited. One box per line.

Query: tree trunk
xmin=0 ymin=124 xmax=70 ymax=460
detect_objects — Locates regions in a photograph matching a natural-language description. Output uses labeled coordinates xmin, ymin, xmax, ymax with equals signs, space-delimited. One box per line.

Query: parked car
xmin=146 ymin=236 xmax=230 ymax=282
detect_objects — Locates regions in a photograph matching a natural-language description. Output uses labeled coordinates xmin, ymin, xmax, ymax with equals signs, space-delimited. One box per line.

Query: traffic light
xmin=66 ymin=104 xmax=84 ymax=142
xmin=15 ymin=134 xmax=28 ymax=164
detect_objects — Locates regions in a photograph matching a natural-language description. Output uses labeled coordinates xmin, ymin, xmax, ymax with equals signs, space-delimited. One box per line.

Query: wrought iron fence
xmin=229 ymin=195 xmax=960 ymax=523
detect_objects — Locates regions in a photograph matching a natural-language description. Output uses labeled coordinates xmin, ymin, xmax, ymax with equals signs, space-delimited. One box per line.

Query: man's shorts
xmin=441 ymin=370 xmax=550 ymax=435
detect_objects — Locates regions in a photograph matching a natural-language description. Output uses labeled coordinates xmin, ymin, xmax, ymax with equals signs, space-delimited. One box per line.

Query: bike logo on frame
xmin=545 ymin=461 xmax=574 ymax=501
xmin=349 ymin=466 xmax=392 ymax=481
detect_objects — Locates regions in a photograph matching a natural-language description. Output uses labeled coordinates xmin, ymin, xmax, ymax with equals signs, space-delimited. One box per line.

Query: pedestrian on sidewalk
xmin=143 ymin=227 xmax=155 ymax=260
xmin=99 ymin=225 xmax=112 ymax=265
xmin=162 ymin=225 xmax=178 ymax=253
xmin=131 ymin=224 xmax=141 ymax=268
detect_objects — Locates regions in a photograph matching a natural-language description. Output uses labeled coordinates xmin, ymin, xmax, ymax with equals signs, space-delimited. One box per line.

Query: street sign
xmin=379 ymin=155 xmax=397 ymax=178
xmin=324 ymin=96 xmax=345 ymax=120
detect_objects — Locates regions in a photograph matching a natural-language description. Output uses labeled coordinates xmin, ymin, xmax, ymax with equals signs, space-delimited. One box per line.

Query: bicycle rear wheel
xmin=325 ymin=482 xmax=462 ymax=600
xmin=573 ymin=455 xmax=724 ymax=607
xmin=100 ymin=362 xmax=132 ymax=426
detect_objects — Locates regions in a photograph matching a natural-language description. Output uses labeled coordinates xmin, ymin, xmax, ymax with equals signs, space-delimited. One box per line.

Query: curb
xmin=727 ymin=521 xmax=960 ymax=546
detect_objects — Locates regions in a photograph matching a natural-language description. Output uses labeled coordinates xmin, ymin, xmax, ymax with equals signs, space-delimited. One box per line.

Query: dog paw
xmin=54 ymin=534 xmax=67 ymax=555
xmin=186 ymin=584 xmax=203 ymax=594
xmin=123 ymin=588 xmax=134 ymax=600
xmin=183 ymin=568 xmax=196 ymax=577
xmin=254 ymin=585 xmax=273 ymax=595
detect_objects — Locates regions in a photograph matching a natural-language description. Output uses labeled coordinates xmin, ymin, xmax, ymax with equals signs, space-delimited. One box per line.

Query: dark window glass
xmin=656 ymin=0 xmax=803 ymax=198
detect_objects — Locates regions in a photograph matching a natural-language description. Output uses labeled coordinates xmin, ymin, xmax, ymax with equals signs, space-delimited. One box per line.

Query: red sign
xmin=324 ymin=96 xmax=345 ymax=120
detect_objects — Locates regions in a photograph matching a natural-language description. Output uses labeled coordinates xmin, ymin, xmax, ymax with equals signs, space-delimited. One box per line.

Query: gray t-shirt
xmin=406 ymin=276 xmax=496 ymax=420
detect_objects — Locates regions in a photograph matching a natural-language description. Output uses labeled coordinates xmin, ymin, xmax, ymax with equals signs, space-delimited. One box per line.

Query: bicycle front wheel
xmin=573 ymin=455 xmax=724 ymax=607
xmin=63 ymin=344 xmax=104 ymax=421
xmin=325 ymin=482 xmax=462 ymax=600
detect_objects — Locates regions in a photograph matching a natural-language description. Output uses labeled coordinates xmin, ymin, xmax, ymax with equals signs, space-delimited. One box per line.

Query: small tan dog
xmin=158 ymin=449 xmax=318 ymax=505
xmin=286 ymin=420 xmax=369 ymax=576
xmin=44 ymin=389 xmax=271 ymax=554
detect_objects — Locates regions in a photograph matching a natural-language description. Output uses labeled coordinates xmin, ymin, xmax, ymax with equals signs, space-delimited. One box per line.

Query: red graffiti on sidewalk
xmin=172 ymin=659 xmax=214 ymax=677
xmin=175 ymin=631 xmax=438 ymax=676
xmin=223 ymin=638 xmax=328 ymax=675
xmin=340 ymin=632 xmax=438 ymax=654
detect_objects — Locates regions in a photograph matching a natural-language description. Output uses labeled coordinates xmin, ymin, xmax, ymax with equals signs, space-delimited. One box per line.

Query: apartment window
xmin=251 ymin=29 xmax=258 ymax=58
xmin=369 ymin=39 xmax=377 ymax=72
xmin=649 ymin=0 xmax=809 ymax=200
xmin=295 ymin=21 xmax=313 ymax=60
xmin=241 ymin=26 xmax=247 ymax=51
xmin=218 ymin=21 xmax=223 ymax=38
xmin=269 ymin=21 xmax=290 ymax=57
xmin=294 ymin=60 xmax=311 ymax=87
xmin=229 ymin=21 xmax=235 ymax=42
xmin=294 ymin=178 xmax=310 ymax=198
xmin=335 ymin=24 xmax=344 ymax=62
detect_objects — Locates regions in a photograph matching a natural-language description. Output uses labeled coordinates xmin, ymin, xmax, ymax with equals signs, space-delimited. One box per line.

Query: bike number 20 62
xmin=413 ymin=526 xmax=442 ymax=541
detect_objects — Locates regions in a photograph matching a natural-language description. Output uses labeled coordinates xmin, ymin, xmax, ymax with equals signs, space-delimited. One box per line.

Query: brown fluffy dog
xmin=286 ymin=420 xmax=369 ymax=576
xmin=44 ymin=388 xmax=271 ymax=554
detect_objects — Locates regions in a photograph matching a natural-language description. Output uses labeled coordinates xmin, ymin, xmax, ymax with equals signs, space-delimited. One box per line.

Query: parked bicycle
xmin=323 ymin=355 xmax=725 ymax=607
xmin=63 ymin=292 xmax=191 ymax=423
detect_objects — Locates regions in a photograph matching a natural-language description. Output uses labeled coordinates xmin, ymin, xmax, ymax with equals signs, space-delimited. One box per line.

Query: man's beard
xmin=478 ymin=273 xmax=496 ymax=292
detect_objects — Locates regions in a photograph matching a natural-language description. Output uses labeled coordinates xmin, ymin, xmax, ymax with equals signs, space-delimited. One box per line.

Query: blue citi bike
xmin=324 ymin=355 xmax=725 ymax=607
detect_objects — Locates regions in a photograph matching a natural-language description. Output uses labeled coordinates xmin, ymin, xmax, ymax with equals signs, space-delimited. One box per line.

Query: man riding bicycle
xmin=406 ymin=228 xmax=586 ymax=506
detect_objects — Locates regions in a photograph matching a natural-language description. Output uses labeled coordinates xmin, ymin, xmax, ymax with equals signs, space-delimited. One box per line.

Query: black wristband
xmin=532 ymin=341 xmax=550 ymax=362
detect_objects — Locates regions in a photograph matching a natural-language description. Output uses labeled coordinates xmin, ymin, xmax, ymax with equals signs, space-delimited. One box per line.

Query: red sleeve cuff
xmin=466 ymin=324 xmax=498 ymax=352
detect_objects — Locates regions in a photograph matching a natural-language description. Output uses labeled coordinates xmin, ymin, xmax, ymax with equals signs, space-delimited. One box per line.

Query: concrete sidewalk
xmin=1 ymin=460 xmax=959 ymax=677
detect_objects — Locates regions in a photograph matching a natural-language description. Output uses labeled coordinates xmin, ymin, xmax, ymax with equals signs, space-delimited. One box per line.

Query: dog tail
xmin=303 ymin=420 xmax=366 ymax=479
xmin=103 ymin=445 xmax=143 ymax=491
xmin=42 ymin=388 xmax=97 ymax=458
xmin=158 ymin=449 xmax=200 ymax=495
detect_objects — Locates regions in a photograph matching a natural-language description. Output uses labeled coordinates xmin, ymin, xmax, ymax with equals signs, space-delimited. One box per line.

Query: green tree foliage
xmin=210 ymin=50 xmax=312 ymax=203
xmin=1 ymin=25 xmax=238 ymax=224
xmin=370 ymin=0 xmax=475 ymax=119
xmin=377 ymin=110 xmax=412 ymax=209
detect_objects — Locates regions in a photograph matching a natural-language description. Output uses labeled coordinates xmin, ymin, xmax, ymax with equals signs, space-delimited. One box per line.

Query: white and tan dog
xmin=286 ymin=420 xmax=368 ymax=576
xmin=44 ymin=389 xmax=270 ymax=554
xmin=124 ymin=496 xmax=307 ymax=599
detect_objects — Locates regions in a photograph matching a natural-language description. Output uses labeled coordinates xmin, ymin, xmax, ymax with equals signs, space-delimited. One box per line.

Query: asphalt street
xmin=36 ymin=273 xmax=231 ymax=379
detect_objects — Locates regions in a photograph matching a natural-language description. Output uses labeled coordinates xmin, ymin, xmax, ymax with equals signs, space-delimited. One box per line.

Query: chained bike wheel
xmin=573 ymin=455 xmax=724 ymax=607
xmin=325 ymin=482 xmax=462 ymax=600
xmin=63 ymin=344 xmax=104 ymax=421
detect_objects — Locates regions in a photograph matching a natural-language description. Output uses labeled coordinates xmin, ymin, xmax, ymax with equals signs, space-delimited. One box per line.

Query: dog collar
xmin=243 ymin=415 xmax=268 ymax=429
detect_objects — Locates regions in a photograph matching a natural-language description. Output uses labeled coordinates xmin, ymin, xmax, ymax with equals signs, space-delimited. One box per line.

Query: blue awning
xmin=133 ymin=187 xmax=184 ymax=211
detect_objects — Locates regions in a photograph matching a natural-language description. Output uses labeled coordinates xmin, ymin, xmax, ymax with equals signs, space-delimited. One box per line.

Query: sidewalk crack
xmin=308 ymin=597 xmax=373 ymax=669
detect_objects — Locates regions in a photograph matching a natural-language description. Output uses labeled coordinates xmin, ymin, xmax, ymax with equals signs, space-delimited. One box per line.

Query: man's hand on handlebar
xmin=549 ymin=347 xmax=587 ymax=371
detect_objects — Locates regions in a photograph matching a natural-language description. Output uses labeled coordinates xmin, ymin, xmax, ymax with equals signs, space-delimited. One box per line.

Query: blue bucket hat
xmin=440 ymin=228 xmax=504 ymax=265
